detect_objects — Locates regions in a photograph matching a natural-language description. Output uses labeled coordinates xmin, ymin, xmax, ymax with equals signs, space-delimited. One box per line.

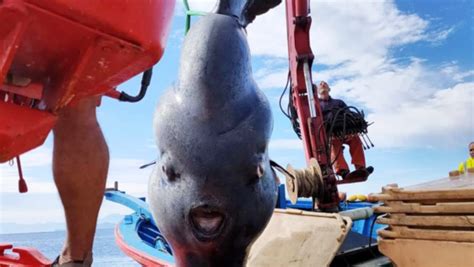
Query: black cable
xmin=321 ymin=106 xmax=375 ymax=173
xmin=119 ymin=68 xmax=153 ymax=102
xmin=360 ymin=134 xmax=370 ymax=150
xmin=287 ymin=87 xmax=302 ymax=139
xmin=366 ymin=134 xmax=375 ymax=147
xmin=140 ymin=161 xmax=157 ymax=169
xmin=326 ymin=107 xmax=368 ymax=138
xmin=368 ymin=213 xmax=384 ymax=258
xmin=279 ymin=71 xmax=291 ymax=119
xmin=270 ymin=160 xmax=295 ymax=180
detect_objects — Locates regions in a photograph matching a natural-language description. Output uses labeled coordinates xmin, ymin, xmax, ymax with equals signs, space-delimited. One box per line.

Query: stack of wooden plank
xmin=369 ymin=173 xmax=474 ymax=267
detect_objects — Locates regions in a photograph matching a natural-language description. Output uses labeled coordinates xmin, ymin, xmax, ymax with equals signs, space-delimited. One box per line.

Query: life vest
xmin=458 ymin=157 xmax=474 ymax=173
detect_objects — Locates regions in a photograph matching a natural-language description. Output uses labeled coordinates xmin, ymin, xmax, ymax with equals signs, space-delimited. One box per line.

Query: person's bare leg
xmin=53 ymin=97 xmax=109 ymax=264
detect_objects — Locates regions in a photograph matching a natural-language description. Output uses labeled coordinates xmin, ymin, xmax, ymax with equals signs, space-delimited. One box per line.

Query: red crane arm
xmin=285 ymin=0 xmax=327 ymax=164
xmin=285 ymin=0 xmax=339 ymax=210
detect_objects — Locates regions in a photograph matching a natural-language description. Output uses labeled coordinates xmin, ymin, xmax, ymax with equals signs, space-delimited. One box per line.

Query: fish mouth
xmin=189 ymin=205 xmax=226 ymax=242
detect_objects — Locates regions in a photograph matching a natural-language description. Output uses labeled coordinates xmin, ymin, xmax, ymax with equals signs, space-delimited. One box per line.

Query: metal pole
xmin=303 ymin=61 xmax=316 ymax=118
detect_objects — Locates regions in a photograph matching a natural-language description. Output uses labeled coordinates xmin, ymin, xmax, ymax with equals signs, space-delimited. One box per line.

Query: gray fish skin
xmin=148 ymin=11 xmax=279 ymax=267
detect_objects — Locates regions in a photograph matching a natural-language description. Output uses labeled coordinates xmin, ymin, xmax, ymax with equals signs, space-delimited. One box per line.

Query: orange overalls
xmin=331 ymin=136 xmax=366 ymax=174
xmin=319 ymin=96 xmax=366 ymax=174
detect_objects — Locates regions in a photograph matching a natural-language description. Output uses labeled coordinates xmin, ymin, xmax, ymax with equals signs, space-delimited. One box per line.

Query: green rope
xmin=183 ymin=0 xmax=208 ymax=34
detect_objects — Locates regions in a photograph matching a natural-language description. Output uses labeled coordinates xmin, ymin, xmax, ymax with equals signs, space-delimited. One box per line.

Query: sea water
xmin=0 ymin=228 xmax=139 ymax=266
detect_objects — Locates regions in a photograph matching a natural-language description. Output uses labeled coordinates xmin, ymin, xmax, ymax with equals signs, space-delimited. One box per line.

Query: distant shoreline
xmin=0 ymin=223 xmax=115 ymax=236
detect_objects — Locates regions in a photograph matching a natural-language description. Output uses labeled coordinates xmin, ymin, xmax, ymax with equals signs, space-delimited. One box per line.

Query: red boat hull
xmin=115 ymin=224 xmax=173 ymax=267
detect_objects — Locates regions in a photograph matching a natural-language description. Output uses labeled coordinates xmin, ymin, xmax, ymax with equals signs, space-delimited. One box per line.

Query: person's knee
xmin=54 ymin=97 xmax=101 ymax=132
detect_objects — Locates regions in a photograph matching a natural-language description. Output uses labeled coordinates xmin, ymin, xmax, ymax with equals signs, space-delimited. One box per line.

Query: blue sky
xmin=1 ymin=0 xmax=473 ymax=233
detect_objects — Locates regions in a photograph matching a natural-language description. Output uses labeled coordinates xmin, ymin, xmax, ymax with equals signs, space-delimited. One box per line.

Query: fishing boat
xmin=105 ymin=184 xmax=390 ymax=266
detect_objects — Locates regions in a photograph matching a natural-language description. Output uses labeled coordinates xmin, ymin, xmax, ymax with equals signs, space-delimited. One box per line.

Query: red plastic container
xmin=0 ymin=0 xmax=176 ymax=162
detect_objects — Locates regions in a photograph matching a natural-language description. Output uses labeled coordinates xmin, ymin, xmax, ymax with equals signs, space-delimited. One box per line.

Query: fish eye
xmin=162 ymin=165 xmax=180 ymax=182
xmin=247 ymin=162 xmax=265 ymax=186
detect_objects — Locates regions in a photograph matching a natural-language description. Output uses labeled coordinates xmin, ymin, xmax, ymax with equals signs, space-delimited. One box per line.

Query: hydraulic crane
xmin=281 ymin=0 xmax=372 ymax=211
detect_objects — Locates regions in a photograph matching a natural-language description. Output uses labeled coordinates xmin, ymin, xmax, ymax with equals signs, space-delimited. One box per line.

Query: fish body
xmin=149 ymin=1 xmax=281 ymax=266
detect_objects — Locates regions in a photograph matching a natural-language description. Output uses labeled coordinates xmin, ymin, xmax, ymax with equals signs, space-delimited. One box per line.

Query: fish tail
xmin=216 ymin=0 xmax=282 ymax=26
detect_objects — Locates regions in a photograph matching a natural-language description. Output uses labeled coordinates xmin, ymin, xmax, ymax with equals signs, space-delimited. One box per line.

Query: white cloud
xmin=176 ymin=0 xmax=216 ymax=13
xmin=367 ymin=82 xmax=474 ymax=148
xmin=58 ymin=1 xmax=474 ymax=157
xmin=239 ymin=0 xmax=471 ymax=149
xmin=255 ymin=69 xmax=288 ymax=90
xmin=426 ymin=26 xmax=456 ymax=45
xmin=440 ymin=63 xmax=474 ymax=82
xmin=176 ymin=0 xmax=454 ymax=63
xmin=108 ymin=158 xmax=153 ymax=183
xmin=269 ymin=139 xmax=303 ymax=150
xmin=0 ymin=157 xmax=151 ymax=193
xmin=246 ymin=1 xmax=433 ymax=61
xmin=188 ymin=1 xmax=217 ymax=12
xmin=0 ymin=145 xmax=53 ymax=168
xmin=0 ymin=179 xmax=55 ymax=193
xmin=105 ymin=182 xmax=149 ymax=196
xmin=0 ymin=193 xmax=64 ymax=223
xmin=0 ymin=156 xmax=151 ymax=224
xmin=0 ymin=145 xmax=54 ymax=193
xmin=0 ymin=166 xmax=18 ymax=191
xmin=322 ymin=59 xmax=474 ymax=148
xmin=0 ymin=157 xmax=150 ymax=224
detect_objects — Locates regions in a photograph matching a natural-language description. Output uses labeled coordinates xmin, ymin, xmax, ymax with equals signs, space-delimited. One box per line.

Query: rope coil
xmin=283 ymin=159 xmax=324 ymax=204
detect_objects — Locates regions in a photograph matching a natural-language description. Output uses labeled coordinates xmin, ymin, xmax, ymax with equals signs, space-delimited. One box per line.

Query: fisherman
xmin=51 ymin=97 xmax=108 ymax=266
xmin=458 ymin=142 xmax=474 ymax=174
xmin=318 ymin=81 xmax=373 ymax=179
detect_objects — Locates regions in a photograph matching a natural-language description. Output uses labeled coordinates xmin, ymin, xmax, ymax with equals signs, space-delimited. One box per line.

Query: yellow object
xmin=347 ymin=195 xmax=358 ymax=202
xmin=458 ymin=157 xmax=474 ymax=173
xmin=347 ymin=194 xmax=367 ymax=202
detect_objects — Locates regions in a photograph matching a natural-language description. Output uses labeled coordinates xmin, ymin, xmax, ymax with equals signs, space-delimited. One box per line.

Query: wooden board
xmin=370 ymin=189 xmax=474 ymax=201
xmin=378 ymin=226 xmax=474 ymax=242
xmin=369 ymin=173 xmax=474 ymax=202
xmin=246 ymin=209 xmax=351 ymax=267
xmin=406 ymin=172 xmax=474 ymax=190
xmin=374 ymin=201 xmax=474 ymax=214
xmin=374 ymin=174 xmax=474 ymax=266
xmin=377 ymin=214 xmax=474 ymax=228
xmin=379 ymin=238 xmax=474 ymax=267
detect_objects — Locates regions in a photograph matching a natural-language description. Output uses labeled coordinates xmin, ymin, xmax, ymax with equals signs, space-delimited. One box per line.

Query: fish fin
xmin=242 ymin=0 xmax=282 ymax=25
xmin=216 ymin=0 xmax=282 ymax=26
